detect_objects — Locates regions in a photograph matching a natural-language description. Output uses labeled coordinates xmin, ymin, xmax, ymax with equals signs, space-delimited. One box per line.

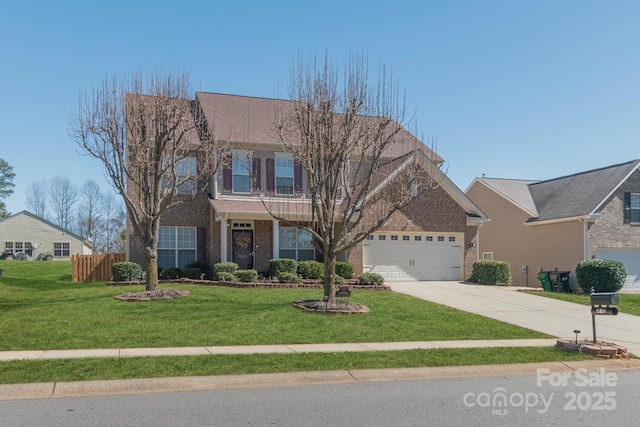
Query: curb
xmin=2 ymin=359 xmax=640 ymax=401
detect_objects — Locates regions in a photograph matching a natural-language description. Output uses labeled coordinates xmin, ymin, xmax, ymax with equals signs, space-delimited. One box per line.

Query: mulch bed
xmin=292 ymin=299 xmax=370 ymax=314
xmin=114 ymin=289 xmax=190 ymax=301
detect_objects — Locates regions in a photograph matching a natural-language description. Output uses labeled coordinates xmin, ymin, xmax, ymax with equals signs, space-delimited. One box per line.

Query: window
xmin=4 ymin=242 xmax=13 ymax=251
xmin=54 ymin=242 xmax=70 ymax=257
xmin=483 ymin=252 xmax=494 ymax=260
xmin=279 ymin=226 xmax=315 ymax=260
xmin=426 ymin=236 xmax=433 ymax=241
xmin=624 ymin=193 xmax=640 ymax=223
xmin=414 ymin=236 xmax=422 ymax=241
xmin=366 ymin=235 xmax=374 ymax=241
xmin=158 ymin=226 xmax=197 ymax=269
xmin=378 ymin=235 xmax=386 ymax=241
xmin=275 ymin=153 xmax=294 ymax=195
xmin=449 ymin=237 xmax=456 ymax=242
xmin=391 ymin=235 xmax=398 ymax=241
xmin=403 ymin=236 xmax=410 ymax=241
xmin=232 ymin=150 xmax=252 ymax=193
xmin=175 ymin=156 xmax=197 ymax=194
xmin=438 ymin=236 xmax=445 ymax=242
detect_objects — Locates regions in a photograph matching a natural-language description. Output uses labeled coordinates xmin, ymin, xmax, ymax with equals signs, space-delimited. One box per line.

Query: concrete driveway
xmin=388 ymin=281 xmax=640 ymax=356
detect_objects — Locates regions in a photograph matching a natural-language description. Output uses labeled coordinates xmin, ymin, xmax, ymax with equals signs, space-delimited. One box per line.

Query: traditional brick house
xmin=128 ymin=92 xmax=487 ymax=281
xmin=465 ymin=160 xmax=640 ymax=290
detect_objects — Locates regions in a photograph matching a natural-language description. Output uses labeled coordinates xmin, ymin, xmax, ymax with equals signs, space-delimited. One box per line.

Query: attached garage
xmin=363 ymin=232 xmax=464 ymax=281
xmin=598 ymin=249 xmax=640 ymax=290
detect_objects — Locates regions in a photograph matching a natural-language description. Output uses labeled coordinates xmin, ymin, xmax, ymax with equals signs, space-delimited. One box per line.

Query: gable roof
xmin=469 ymin=178 xmax=538 ymax=216
xmin=195 ymin=92 xmax=443 ymax=163
xmin=527 ymin=159 xmax=640 ymax=222
xmin=469 ymin=160 xmax=640 ymax=224
xmin=0 ymin=210 xmax=92 ymax=247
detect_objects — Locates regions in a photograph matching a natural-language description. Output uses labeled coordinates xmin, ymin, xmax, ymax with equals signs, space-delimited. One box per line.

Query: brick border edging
xmin=106 ymin=278 xmax=391 ymax=291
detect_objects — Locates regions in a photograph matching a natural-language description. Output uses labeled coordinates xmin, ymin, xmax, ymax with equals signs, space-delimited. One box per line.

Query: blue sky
xmin=1 ymin=0 xmax=638 ymax=215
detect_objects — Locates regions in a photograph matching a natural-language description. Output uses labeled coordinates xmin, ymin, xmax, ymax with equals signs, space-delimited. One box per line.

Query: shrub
xmin=297 ymin=260 xmax=324 ymax=279
xmin=470 ymin=260 xmax=511 ymax=285
xmin=358 ymin=272 xmax=385 ymax=285
xmin=334 ymin=275 xmax=345 ymax=285
xmin=576 ymin=259 xmax=626 ymax=293
xmin=160 ymin=267 xmax=181 ymax=280
xmin=182 ymin=267 xmax=203 ymax=280
xmin=216 ymin=271 xmax=237 ymax=281
xmin=187 ymin=260 xmax=210 ymax=278
xmin=214 ymin=262 xmax=239 ymax=275
xmin=335 ymin=262 xmax=355 ymax=279
xmin=269 ymin=259 xmax=297 ymax=277
xmin=278 ymin=272 xmax=302 ymax=284
xmin=236 ymin=269 xmax=259 ymax=283
xmin=111 ymin=262 xmax=142 ymax=282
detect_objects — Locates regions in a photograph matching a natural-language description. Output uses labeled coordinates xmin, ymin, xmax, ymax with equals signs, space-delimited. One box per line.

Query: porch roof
xmin=209 ymin=198 xmax=315 ymax=220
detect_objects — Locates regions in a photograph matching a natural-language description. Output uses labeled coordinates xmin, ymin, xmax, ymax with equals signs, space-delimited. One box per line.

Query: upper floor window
xmin=232 ymin=150 xmax=252 ymax=193
xmin=275 ymin=153 xmax=294 ymax=195
xmin=175 ymin=156 xmax=197 ymax=194
xmin=624 ymin=193 xmax=640 ymax=223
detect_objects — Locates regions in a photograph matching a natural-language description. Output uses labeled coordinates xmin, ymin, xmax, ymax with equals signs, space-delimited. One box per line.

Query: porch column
xmin=221 ymin=215 xmax=228 ymax=262
xmin=272 ymin=219 xmax=279 ymax=259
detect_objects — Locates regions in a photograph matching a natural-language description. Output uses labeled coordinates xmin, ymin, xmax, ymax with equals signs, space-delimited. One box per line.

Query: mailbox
xmin=590 ymin=292 xmax=619 ymax=316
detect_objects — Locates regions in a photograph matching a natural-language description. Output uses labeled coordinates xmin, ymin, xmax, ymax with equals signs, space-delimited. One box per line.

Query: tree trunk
xmin=323 ymin=255 xmax=337 ymax=305
xmin=145 ymin=250 xmax=158 ymax=291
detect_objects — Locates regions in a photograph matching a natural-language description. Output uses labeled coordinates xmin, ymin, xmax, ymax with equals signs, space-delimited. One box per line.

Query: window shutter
xmin=197 ymin=155 xmax=207 ymax=192
xmin=266 ymin=158 xmax=275 ymax=195
xmin=294 ymin=162 xmax=303 ymax=196
xmin=624 ymin=192 xmax=631 ymax=223
xmin=197 ymin=227 xmax=206 ymax=261
xmin=252 ymin=157 xmax=261 ymax=193
xmin=222 ymin=155 xmax=232 ymax=193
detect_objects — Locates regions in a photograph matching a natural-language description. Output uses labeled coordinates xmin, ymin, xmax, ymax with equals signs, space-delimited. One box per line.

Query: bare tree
xmin=49 ymin=175 xmax=77 ymax=229
xmin=69 ymin=68 xmax=226 ymax=291
xmin=26 ymin=180 xmax=48 ymax=219
xmin=273 ymin=53 xmax=440 ymax=303
xmin=76 ymin=179 xmax=104 ymax=245
xmin=100 ymin=192 xmax=126 ymax=253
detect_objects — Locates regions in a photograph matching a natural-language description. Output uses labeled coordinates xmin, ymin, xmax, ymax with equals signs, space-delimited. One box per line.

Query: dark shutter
xmin=197 ymin=155 xmax=207 ymax=192
xmin=222 ymin=155 xmax=232 ymax=193
xmin=197 ymin=227 xmax=206 ymax=261
xmin=294 ymin=162 xmax=303 ymax=196
xmin=624 ymin=192 xmax=631 ymax=223
xmin=266 ymin=158 xmax=275 ymax=195
xmin=252 ymin=157 xmax=261 ymax=193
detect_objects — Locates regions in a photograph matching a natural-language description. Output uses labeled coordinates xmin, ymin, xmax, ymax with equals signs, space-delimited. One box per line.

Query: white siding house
xmin=0 ymin=211 xmax=92 ymax=260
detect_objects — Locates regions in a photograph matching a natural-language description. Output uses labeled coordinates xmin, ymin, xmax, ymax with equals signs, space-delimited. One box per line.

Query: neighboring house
xmin=465 ymin=160 xmax=640 ymax=290
xmin=128 ymin=92 xmax=488 ymax=281
xmin=0 ymin=211 xmax=93 ymax=260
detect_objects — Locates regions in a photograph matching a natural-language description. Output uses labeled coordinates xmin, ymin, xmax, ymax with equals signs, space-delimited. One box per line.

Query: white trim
xmin=590 ymin=161 xmax=640 ymax=215
xmin=524 ymin=214 xmax=601 ymax=226
xmin=220 ymin=215 xmax=228 ymax=262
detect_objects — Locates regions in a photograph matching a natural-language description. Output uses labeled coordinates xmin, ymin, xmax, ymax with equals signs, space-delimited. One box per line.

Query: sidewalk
xmin=388 ymin=281 xmax=640 ymax=356
xmin=0 ymin=339 xmax=558 ymax=363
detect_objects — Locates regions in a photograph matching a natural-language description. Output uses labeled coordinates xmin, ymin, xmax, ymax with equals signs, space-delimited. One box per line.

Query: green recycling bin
xmin=538 ymin=272 xmax=553 ymax=292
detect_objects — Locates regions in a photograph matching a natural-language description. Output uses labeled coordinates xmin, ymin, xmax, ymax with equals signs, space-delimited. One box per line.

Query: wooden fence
xmin=72 ymin=253 xmax=126 ymax=282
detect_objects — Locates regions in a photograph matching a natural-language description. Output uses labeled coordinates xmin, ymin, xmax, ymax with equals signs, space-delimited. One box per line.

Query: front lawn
xmin=0 ymin=260 xmax=549 ymax=351
xmin=523 ymin=290 xmax=640 ymax=317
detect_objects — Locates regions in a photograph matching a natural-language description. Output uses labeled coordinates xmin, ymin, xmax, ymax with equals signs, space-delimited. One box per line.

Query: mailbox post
xmin=590 ymin=291 xmax=619 ymax=343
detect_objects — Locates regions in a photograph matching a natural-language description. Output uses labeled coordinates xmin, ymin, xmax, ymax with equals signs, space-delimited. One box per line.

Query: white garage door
xmin=598 ymin=249 xmax=640 ymax=290
xmin=363 ymin=232 xmax=463 ymax=281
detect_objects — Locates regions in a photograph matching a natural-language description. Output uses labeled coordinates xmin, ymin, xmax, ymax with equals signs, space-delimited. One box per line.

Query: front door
xmin=232 ymin=230 xmax=254 ymax=270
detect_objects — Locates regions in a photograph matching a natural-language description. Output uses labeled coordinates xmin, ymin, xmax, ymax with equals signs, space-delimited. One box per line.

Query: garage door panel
xmin=363 ymin=232 xmax=462 ymax=281
xmin=598 ymin=250 xmax=640 ymax=289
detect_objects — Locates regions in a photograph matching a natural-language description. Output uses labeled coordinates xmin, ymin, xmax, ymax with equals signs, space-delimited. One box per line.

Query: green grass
xmin=523 ymin=290 xmax=640 ymax=316
xmin=0 ymin=347 xmax=591 ymax=384
xmin=0 ymin=260 xmax=550 ymax=351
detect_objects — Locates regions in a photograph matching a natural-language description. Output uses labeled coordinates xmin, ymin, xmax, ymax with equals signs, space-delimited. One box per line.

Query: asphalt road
xmin=2 ymin=369 xmax=638 ymax=426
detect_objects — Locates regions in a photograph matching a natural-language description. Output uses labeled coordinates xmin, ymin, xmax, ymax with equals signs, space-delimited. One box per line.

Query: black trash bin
xmin=549 ymin=271 xmax=571 ymax=293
